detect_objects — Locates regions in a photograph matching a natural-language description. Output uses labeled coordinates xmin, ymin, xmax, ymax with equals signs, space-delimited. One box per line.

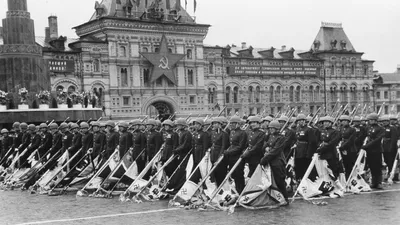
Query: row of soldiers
xmin=0 ymin=112 xmax=399 ymax=203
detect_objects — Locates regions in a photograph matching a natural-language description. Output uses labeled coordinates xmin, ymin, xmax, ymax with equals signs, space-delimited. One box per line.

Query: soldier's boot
xmin=376 ymin=174 xmax=383 ymax=189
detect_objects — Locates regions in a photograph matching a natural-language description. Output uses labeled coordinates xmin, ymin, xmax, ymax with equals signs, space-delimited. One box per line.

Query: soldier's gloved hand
xmin=265 ymin=147 xmax=271 ymax=153
xmin=241 ymin=151 xmax=249 ymax=159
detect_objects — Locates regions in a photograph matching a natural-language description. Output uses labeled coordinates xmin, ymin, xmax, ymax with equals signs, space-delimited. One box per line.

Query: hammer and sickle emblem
xmin=159 ymin=56 xmax=170 ymax=70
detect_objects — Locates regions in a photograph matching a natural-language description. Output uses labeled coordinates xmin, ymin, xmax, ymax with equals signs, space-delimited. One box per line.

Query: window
xmin=121 ymin=68 xmax=128 ymax=87
xmin=275 ymin=86 xmax=281 ymax=102
xmin=316 ymin=86 xmax=320 ymax=101
xmin=309 ymin=86 xmax=314 ymax=102
xmin=68 ymin=86 xmax=76 ymax=94
xmin=270 ymin=107 xmax=275 ymax=115
xmin=186 ymin=49 xmax=193 ymax=59
xmin=385 ymin=106 xmax=389 ymax=114
xmin=123 ymin=96 xmax=130 ymax=106
xmin=189 ymin=96 xmax=195 ymax=104
xmin=330 ymin=65 xmax=335 ymax=76
xmin=363 ymin=87 xmax=369 ymax=101
xmin=156 ymin=77 xmax=162 ymax=87
xmin=295 ymin=86 xmax=301 ymax=102
xmin=256 ymin=108 xmax=261 ymax=115
xmin=233 ymin=86 xmax=238 ymax=103
xmin=142 ymin=47 xmax=148 ymax=52
xmin=208 ymin=88 xmax=215 ymax=104
xmin=119 ymin=46 xmax=127 ymax=57
xmin=209 ymin=62 xmax=214 ymax=74
xmin=143 ymin=69 xmax=150 ymax=87
xmin=289 ymin=86 xmax=294 ymax=102
xmin=248 ymin=86 xmax=253 ymax=103
xmin=376 ymin=91 xmax=381 ymax=99
xmin=187 ymin=69 xmax=194 ymax=85
xmin=310 ymin=105 xmax=314 ymax=114
xmin=255 ymin=86 xmax=261 ymax=103
xmin=341 ymin=65 xmax=345 ymax=75
xmin=384 ymin=91 xmax=388 ymax=99
xmin=56 ymin=85 xmax=64 ymax=92
xmin=340 ymin=87 xmax=346 ymax=102
xmin=93 ymin=59 xmax=100 ymax=72
xmin=331 ymin=86 xmax=338 ymax=101
xmin=351 ymin=65 xmax=355 ymax=75
xmin=363 ymin=66 xmax=368 ymax=75
xmin=351 ymin=87 xmax=357 ymax=101
xmin=270 ymin=86 xmax=274 ymax=102
xmin=168 ymin=48 xmax=172 ymax=53
xmin=397 ymin=91 xmax=400 ymax=99
xmin=226 ymin=87 xmax=231 ymax=104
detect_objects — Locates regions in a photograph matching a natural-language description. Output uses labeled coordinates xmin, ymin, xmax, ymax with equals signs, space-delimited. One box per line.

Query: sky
xmin=0 ymin=0 xmax=399 ymax=73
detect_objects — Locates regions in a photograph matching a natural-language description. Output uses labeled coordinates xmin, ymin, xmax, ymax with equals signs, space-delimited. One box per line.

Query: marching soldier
xmin=144 ymin=119 xmax=162 ymax=179
xmin=337 ymin=115 xmax=357 ymax=179
xmin=17 ymin=123 xmax=31 ymax=156
xmin=241 ymin=116 xmax=266 ymax=178
xmin=130 ymin=120 xmax=146 ymax=172
xmin=210 ymin=117 xmax=229 ymax=186
xmin=80 ymin=122 xmax=93 ymax=160
xmin=1 ymin=129 xmax=13 ymax=161
xmin=260 ymin=120 xmax=289 ymax=205
xmin=66 ymin=123 xmax=82 ymax=167
xmin=317 ymin=116 xmax=342 ymax=189
xmin=362 ymin=113 xmax=385 ymax=189
xmin=100 ymin=122 xmax=107 ymax=135
xmin=118 ymin=122 xmax=132 ymax=159
xmin=48 ymin=123 xmax=63 ymax=160
xmin=380 ymin=115 xmax=398 ymax=180
xmin=189 ymin=118 xmax=211 ymax=183
xmin=36 ymin=123 xmax=53 ymax=161
xmin=278 ymin=116 xmax=296 ymax=159
xmin=261 ymin=116 xmax=273 ymax=133
xmin=160 ymin=119 xmax=178 ymax=177
xmin=11 ymin=122 xmax=22 ymax=154
xmin=294 ymin=114 xmax=316 ymax=181
xmin=352 ymin=116 xmax=367 ymax=152
xmin=224 ymin=116 xmax=247 ymax=193
xmin=18 ymin=125 xmax=41 ymax=168
xmin=105 ymin=121 xmax=119 ymax=160
xmin=91 ymin=122 xmax=106 ymax=160
xmin=59 ymin=123 xmax=73 ymax=154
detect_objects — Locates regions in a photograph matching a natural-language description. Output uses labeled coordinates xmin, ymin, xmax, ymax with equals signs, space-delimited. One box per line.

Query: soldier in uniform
xmin=210 ymin=117 xmax=229 ymax=186
xmin=260 ymin=120 xmax=289 ymax=205
xmin=144 ymin=119 xmax=162 ymax=179
xmin=317 ymin=116 xmax=343 ymax=190
xmin=17 ymin=123 xmax=31 ymax=159
xmin=261 ymin=116 xmax=273 ymax=133
xmin=278 ymin=116 xmax=296 ymax=159
xmin=160 ymin=119 xmax=178 ymax=177
xmin=36 ymin=123 xmax=53 ymax=161
xmin=11 ymin=122 xmax=22 ymax=155
xmin=189 ymin=118 xmax=211 ymax=183
xmin=337 ymin=115 xmax=357 ymax=179
xmin=352 ymin=116 xmax=367 ymax=152
xmin=241 ymin=116 xmax=266 ymax=178
xmin=130 ymin=120 xmax=146 ymax=172
xmin=66 ymin=123 xmax=82 ymax=167
xmin=100 ymin=123 xmax=107 ymax=135
xmin=224 ymin=116 xmax=247 ymax=193
xmin=59 ymin=123 xmax=73 ymax=154
xmin=48 ymin=123 xmax=63 ymax=160
xmin=362 ymin=113 xmax=385 ymax=189
xmin=294 ymin=114 xmax=316 ymax=181
xmin=1 ymin=129 xmax=13 ymax=161
xmin=118 ymin=122 xmax=132 ymax=159
xmin=105 ymin=121 xmax=119 ymax=160
xmin=80 ymin=122 xmax=93 ymax=160
xmin=91 ymin=122 xmax=106 ymax=161
xmin=380 ymin=115 xmax=398 ymax=180
xmin=18 ymin=125 xmax=41 ymax=168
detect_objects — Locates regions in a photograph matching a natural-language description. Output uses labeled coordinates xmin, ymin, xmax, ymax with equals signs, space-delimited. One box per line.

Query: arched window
xmin=209 ymin=62 xmax=214 ymax=74
xmin=121 ymin=68 xmax=128 ymax=87
xmin=168 ymin=48 xmax=173 ymax=53
xmin=155 ymin=47 xmax=159 ymax=53
xmin=331 ymin=86 xmax=338 ymax=101
xmin=340 ymin=87 xmax=346 ymax=102
xmin=351 ymin=65 xmax=355 ymax=75
xmin=119 ymin=46 xmax=127 ymax=57
xmin=68 ymin=86 xmax=76 ymax=94
xmin=275 ymin=86 xmax=281 ymax=102
xmin=363 ymin=86 xmax=369 ymax=101
xmin=331 ymin=65 xmax=335 ymax=76
xmin=310 ymin=86 xmax=314 ymax=102
xmin=142 ymin=47 xmax=148 ymax=52
xmin=208 ymin=88 xmax=215 ymax=104
xmin=363 ymin=66 xmax=368 ymax=75
xmin=351 ymin=86 xmax=357 ymax=101
xmin=233 ymin=86 xmax=238 ymax=103
xmin=341 ymin=65 xmax=345 ymax=75
xmin=255 ymin=86 xmax=261 ymax=103
xmin=93 ymin=59 xmax=100 ymax=72
xmin=248 ymin=86 xmax=253 ymax=103
xmin=187 ymin=69 xmax=194 ymax=85
xmin=143 ymin=68 xmax=150 ymax=87
xmin=295 ymin=86 xmax=301 ymax=102
xmin=186 ymin=49 xmax=193 ymax=59
xmin=226 ymin=87 xmax=231 ymax=104
xmin=316 ymin=86 xmax=320 ymax=101
xmin=56 ymin=85 xmax=64 ymax=92
xmin=289 ymin=86 xmax=294 ymax=102
xmin=270 ymin=86 xmax=274 ymax=102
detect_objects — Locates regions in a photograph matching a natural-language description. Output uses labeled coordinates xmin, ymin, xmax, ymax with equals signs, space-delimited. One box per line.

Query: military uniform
xmin=36 ymin=131 xmax=52 ymax=160
xmin=161 ymin=129 xmax=178 ymax=177
xmin=354 ymin=124 xmax=367 ymax=151
xmin=338 ymin=125 xmax=357 ymax=179
xmin=362 ymin=123 xmax=384 ymax=187
xmin=189 ymin=129 xmax=211 ymax=183
xmin=242 ymin=128 xmax=266 ymax=177
xmin=67 ymin=132 xmax=82 ymax=167
xmin=145 ymin=130 xmax=162 ymax=162
xmin=105 ymin=130 xmax=119 ymax=160
xmin=81 ymin=132 xmax=94 ymax=159
xmin=382 ymin=124 xmax=398 ymax=178
xmin=318 ymin=127 xmax=341 ymax=179
xmin=294 ymin=124 xmax=316 ymax=180
xmin=119 ymin=131 xmax=132 ymax=158
xmin=18 ymin=132 xmax=41 ymax=168
xmin=92 ymin=131 xmax=106 ymax=159
xmin=48 ymin=131 xmax=63 ymax=159
xmin=131 ymin=130 xmax=145 ymax=172
xmin=17 ymin=131 xmax=31 ymax=154
xmin=0 ymin=135 xmax=13 ymax=161
xmin=210 ymin=129 xmax=229 ymax=186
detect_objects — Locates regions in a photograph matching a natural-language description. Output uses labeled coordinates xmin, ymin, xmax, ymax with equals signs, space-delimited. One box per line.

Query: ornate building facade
xmin=0 ymin=0 xmax=380 ymax=119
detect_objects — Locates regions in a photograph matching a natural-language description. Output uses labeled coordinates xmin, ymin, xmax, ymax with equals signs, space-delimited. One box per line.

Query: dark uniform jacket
xmin=61 ymin=131 xmax=74 ymax=153
xmin=18 ymin=132 xmax=31 ymax=153
xmin=210 ymin=130 xmax=229 ymax=163
xmin=295 ymin=125 xmax=316 ymax=159
xmin=105 ymin=131 xmax=119 ymax=159
xmin=93 ymin=131 xmax=106 ymax=158
xmin=174 ymin=129 xmax=193 ymax=158
xmin=362 ymin=124 xmax=384 ymax=153
xmin=37 ymin=131 xmax=52 ymax=159
xmin=282 ymin=128 xmax=296 ymax=158
xmin=161 ymin=130 xmax=178 ymax=162
xmin=81 ymin=132 xmax=94 ymax=158
xmin=242 ymin=128 xmax=266 ymax=163
xmin=119 ymin=131 xmax=132 ymax=158
xmin=339 ymin=125 xmax=357 ymax=154
xmin=1 ymin=136 xmax=13 ymax=160
xmin=225 ymin=127 xmax=247 ymax=161
xmin=146 ymin=130 xmax=162 ymax=161
xmin=353 ymin=125 xmax=367 ymax=150
xmin=192 ymin=130 xmax=211 ymax=165
xmin=260 ymin=133 xmax=286 ymax=166
xmin=131 ymin=130 xmax=145 ymax=159
xmin=12 ymin=131 xmax=23 ymax=150
xmin=49 ymin=132 xmax=63 ymax=157
xmin=318 ymin=127 xmax=340 ymax=160
xmin=68 ymin=132 xmax=82 ymax=156
xmin=382 ymin=125 xmax=398 ymax=153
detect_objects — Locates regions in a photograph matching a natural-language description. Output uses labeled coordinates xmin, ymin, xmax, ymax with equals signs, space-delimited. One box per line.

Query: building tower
xmin=0 ymin=0 xmax=50 ymax=94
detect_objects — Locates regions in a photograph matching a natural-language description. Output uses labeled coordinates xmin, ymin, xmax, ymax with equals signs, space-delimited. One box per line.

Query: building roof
xmin=374 ymin=72 xmax=400 ymax=84
xmin=311 ymin=22 xmax=356 ymax=52
xmin=35 ymin=36 xmax=79 ymax=52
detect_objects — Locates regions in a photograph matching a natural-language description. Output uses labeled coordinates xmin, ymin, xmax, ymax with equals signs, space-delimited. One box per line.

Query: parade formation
xmin=0 ymin=102 xmax=399 ymax=212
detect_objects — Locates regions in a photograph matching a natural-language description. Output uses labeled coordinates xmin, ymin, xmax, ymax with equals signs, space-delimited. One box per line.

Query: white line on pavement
xmin=16 ymin=208 xmax=181 ymax=225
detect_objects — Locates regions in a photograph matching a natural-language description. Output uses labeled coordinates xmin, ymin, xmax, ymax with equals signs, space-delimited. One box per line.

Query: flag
xmin=238 ymin=165 xmax=285 ymax=209
xmin=345 ymin=150 xmax=371 ymax=193
xmin=194 ymin=0 xmax=197 ymax=12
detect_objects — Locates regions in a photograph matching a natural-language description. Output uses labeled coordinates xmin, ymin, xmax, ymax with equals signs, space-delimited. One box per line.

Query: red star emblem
xmin=140 ymin=35 xmax=185 ymax=85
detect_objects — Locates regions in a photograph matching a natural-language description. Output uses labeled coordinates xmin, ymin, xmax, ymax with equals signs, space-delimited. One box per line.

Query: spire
xmin=7 ymin=0 xmax=28 ymax=11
